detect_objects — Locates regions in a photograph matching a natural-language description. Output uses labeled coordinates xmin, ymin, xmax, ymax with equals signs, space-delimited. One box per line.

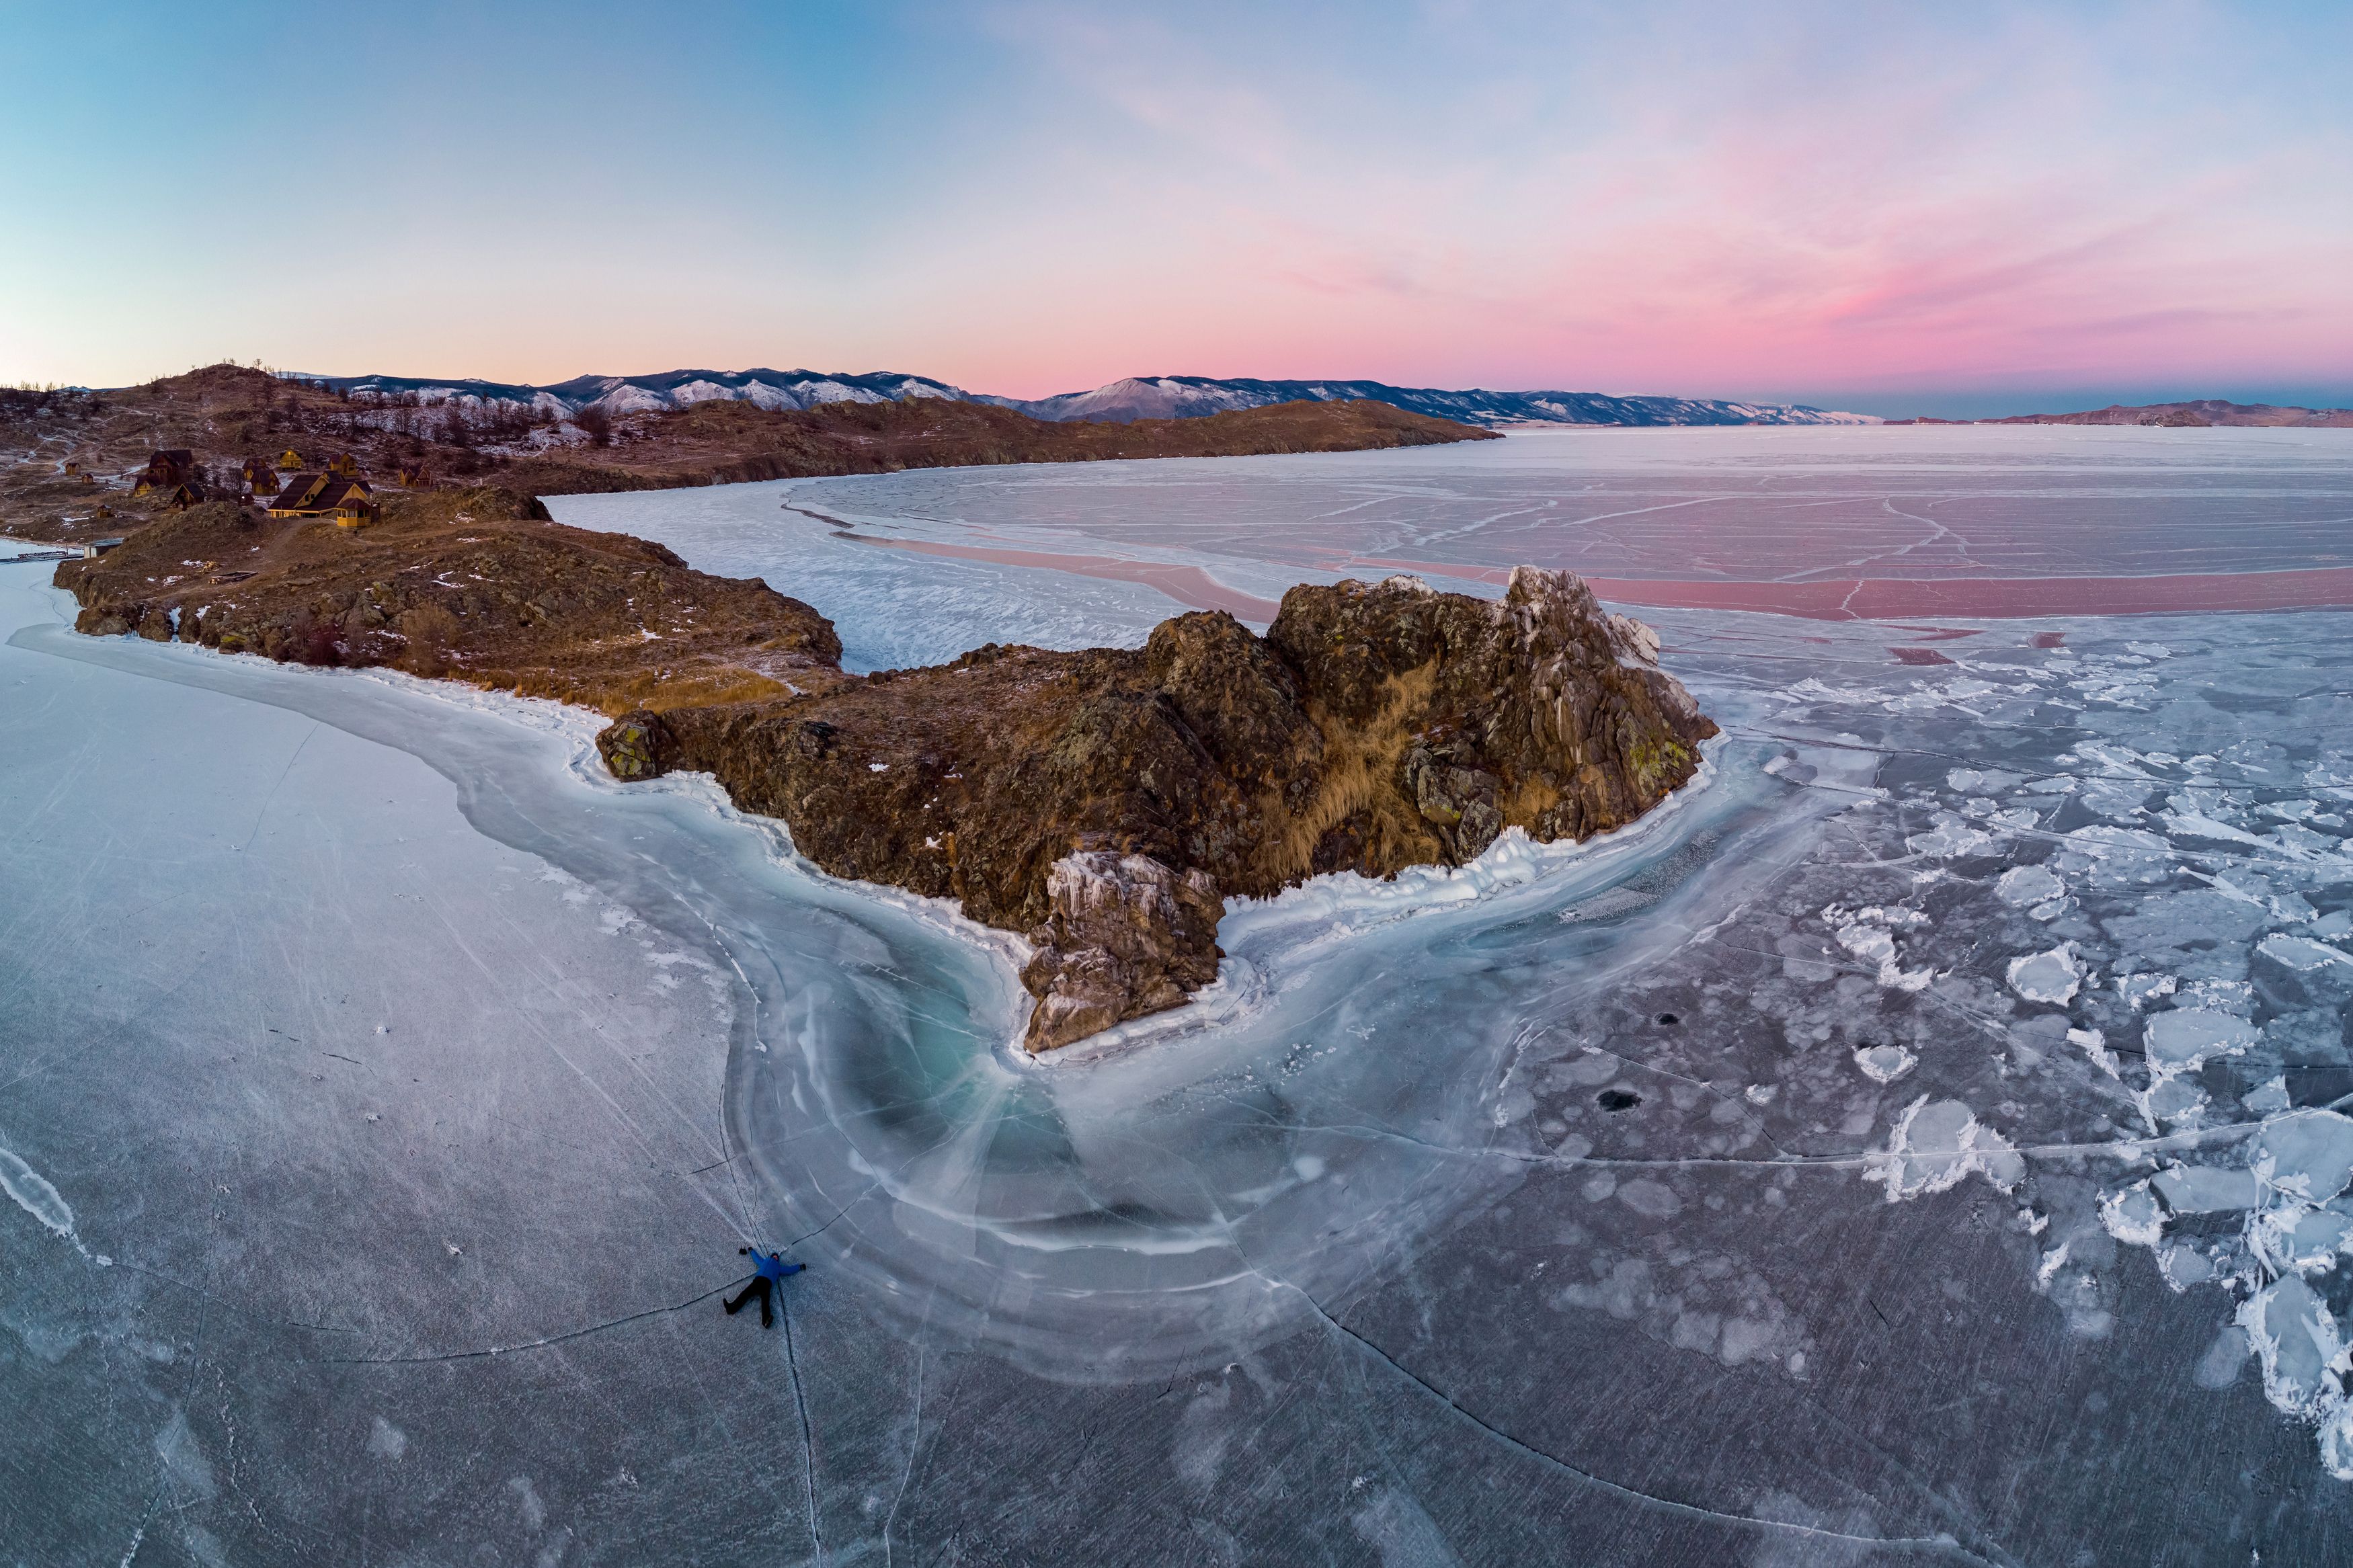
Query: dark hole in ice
xmin=1657 ymin=1012 xmax=1679 ymax=1025
xmin=1597 ymin=1089 xmax=1642 ymax=1112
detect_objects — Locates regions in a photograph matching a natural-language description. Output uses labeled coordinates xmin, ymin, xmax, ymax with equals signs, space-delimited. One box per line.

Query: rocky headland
xmin=598 ymin=571 xmax=1716 ymax=1048
xmin=1 ymin=364 xmax=1496 ymax=547
xmin=59 ymin=489 xmax=1716 ymax=1050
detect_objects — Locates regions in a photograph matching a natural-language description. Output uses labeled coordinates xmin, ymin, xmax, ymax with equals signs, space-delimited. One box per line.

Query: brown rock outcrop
xmin=57 ymin=489 xmax=843 ymax=711
xmin=61 ymin=479 xmax=1713 ymax=1050
xmin=1019 ymin=854 xmax=1228 ymax=1050
xmin=610 ymin=567 xmax=1716 ymax=1050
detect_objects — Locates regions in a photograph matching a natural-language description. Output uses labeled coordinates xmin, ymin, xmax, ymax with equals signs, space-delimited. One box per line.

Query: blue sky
xmin=3 ymin=1 xmax=2349 ymax=416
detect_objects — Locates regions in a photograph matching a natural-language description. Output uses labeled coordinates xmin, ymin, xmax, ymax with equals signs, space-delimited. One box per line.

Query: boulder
xmin=1019 ymin=852 xmax=1226 ymax=1050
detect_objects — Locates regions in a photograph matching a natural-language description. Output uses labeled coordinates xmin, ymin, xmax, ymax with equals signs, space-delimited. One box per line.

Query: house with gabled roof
xmin=266 ymin=472 xmax=376 ymax=526
xmin=132 ymin=449 xmax=197 ymax=498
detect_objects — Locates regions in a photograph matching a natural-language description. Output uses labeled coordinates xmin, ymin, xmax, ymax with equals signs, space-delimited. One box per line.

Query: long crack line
xmin=315 ymin=1281 xmax=740 ymax=1365
xmin=1282 ymin=1276 xmax=2011 ymax=1565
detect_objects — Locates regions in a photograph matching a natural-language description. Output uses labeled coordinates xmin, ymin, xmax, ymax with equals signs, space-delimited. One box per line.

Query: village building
xmin=266 ymin=472 xmax=376 ymax=526
xmin=278 ymin=448 xmax=303 ymax=470
xmin=329 ymin=453 xmax=360 ymax=477
xmin=132 ymin=449 xmax=198 ymax=499
xmin=242 ymin=456 xmax=280 ymax=492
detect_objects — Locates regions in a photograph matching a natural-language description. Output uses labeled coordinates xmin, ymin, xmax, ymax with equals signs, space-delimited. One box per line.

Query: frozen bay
xmin=7 ymin=427 xmax=2353 ymax=1562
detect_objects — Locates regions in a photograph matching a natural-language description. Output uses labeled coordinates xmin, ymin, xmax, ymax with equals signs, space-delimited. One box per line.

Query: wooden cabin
xmin=141 ymin=449 xmax=197 ymax=488
xmin=133 ymin=449 xmax=198 ymax=499
xmin=161 ymin=483 xmax=202 ymax=513
xmin=241 ymin=457 xmax=280 ymax=492
xmin=278 ymin=448 xmax=303 ymax=470
xmin=393 ymin=466 xmax=428 ymax=487
xmin=92 ymin=504 xmax=114 ymax=521
xmin=329 ymin=453 xmax=359 ymax=477
xmin=63 ymin=460 xmax=82 ymax=478
xmin=266 ymin=472 xmax=375 ymax=526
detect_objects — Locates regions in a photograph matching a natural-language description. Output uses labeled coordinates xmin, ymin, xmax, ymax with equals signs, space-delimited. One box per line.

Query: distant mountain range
xmin=1981 ymin=399 xmax=2353 ymax=428
xmin=305 ymin=368 xmax=1878 ymax=429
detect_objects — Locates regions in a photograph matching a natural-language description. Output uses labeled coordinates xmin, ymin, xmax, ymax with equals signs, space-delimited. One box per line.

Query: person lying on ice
xmin=724 ymin=1247 xmax=804 ymax=1329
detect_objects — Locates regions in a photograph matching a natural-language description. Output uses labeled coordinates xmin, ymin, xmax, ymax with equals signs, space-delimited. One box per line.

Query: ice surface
xmin=17 ymin=427 xmax=2353 ymax=1559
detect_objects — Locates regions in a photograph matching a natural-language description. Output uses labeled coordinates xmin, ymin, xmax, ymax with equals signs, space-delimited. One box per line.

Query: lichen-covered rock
xmin=613 ymin=566 xmax=1716 ymax=1050
xmin=597 ymin=710 xmax=680 ymax=780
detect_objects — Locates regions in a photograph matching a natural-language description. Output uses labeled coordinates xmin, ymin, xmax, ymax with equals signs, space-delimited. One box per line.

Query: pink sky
xmin=3 ymin=3 xmax=2348 ymax=412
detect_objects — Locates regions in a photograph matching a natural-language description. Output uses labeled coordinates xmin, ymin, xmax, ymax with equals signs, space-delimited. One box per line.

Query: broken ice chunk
xmin=1853 ymin=1044 xmax=1917 ymax=1083
xmin=2067 ymin=1027 xmax=2120 ymax=1077
xmin=2007 ymin=944 xmax=2081 ymax=1004
xmin=2144 ymin=1009 xmax=2258 ymax=1073
xmin=1906 ymin=814 xmax=1995 ymax=859
xmin=2251 ymin=1110 xmax=2353 ymax=1204
xmin=2139 ymin=1076 xmax=2210 ymax=1127
xmin=2100 ymin=1180 xmax=2165 ymax=1247
xmin=2269 ymin=1206 xmax=2353 ymax=1274
xmin=1863 ymin=1096 xmax=2025 ymax=1201
xmin=1996 ymin=864 xmax=2065 ymax=907
xmin=2117 ymin=973 xmax=2177 ymax=1010
xmin=2321 ymin=1405 xmax=2353 ymax=1483
xmin=2239 ymin=1276 xmax=2344 ymax=1416
xmin=2151 ymin=1164 xmax=2260 ymax=1213
xmin=2244 ymin=1076 xmax=2293 ymax=1114
xmin=2258 ymin=934 xmax=2352 ymax=973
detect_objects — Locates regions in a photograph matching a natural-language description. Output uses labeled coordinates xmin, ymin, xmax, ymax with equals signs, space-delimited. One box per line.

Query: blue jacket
xmin=751 ymin=1250 xmax=803 ymax=1282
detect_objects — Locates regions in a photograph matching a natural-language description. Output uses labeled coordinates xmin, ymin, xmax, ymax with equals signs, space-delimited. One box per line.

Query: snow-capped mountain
xmin=315 ymin=368 xmax=973 ymax=419
xmin=1008 ymin=375 xmax=1876 ymax=427
xmin=304 ymin=368 xmax=1874 ymax=427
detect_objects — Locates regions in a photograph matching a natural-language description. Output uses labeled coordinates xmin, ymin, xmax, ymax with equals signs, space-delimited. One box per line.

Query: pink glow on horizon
xmin=2 ymin=4 xmax=2348 ymax=408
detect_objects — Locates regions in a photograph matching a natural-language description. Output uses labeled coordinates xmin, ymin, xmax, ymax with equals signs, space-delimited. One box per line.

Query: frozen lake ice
xmin=9 ymin=426 xmax=2353 ymax=1563
xmin=555 ymin=423 xmax=2353 ymax=635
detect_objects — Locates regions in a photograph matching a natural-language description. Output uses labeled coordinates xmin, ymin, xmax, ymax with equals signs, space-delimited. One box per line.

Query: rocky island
xmin=58 ymin=485 xmax=1716 ymax=1049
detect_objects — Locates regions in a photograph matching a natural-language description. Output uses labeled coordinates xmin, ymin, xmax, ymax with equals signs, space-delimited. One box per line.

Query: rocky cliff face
xmin=601 ymin=568 xmax=1716 ymax=1050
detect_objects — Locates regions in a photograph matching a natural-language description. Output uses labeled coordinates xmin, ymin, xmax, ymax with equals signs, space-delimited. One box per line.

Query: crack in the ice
xmin=879 ymin=1292 xmax=937 ymax=1568
xmin=317 ymin=1280 xmax=740 ymax=1364
xmin=779 ymin=1294 xmax=826 ymax=1565
xmin=1236 ymin=1247 xmax=2007 ymax=1565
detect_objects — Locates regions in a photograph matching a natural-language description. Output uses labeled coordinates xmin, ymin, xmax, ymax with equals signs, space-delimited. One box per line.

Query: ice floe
xmin=2006 ymin=944 xmax=2081 ymax=1003
xmin=1863 ymin=1097 xmax=2024 ymax=1202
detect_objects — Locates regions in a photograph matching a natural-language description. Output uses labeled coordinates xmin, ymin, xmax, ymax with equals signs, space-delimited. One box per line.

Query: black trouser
xmin=725 ymin=1276 xmax=774 ymax=1327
